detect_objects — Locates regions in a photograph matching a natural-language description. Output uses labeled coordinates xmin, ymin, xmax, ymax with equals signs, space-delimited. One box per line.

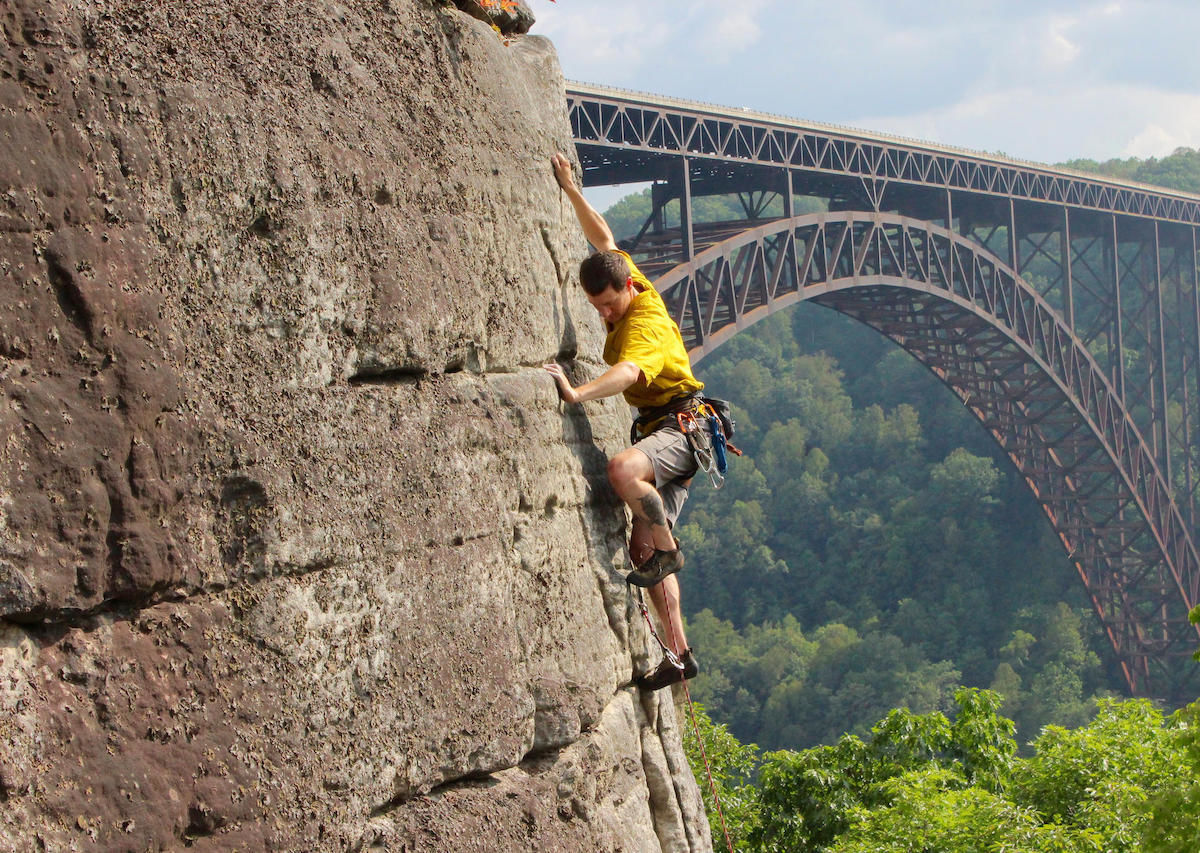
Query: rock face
xmin=0 ymin=1 xmax=711 ymax=849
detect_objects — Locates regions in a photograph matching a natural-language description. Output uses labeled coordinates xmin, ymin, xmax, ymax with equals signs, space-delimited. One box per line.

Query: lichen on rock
xmin=452 ymin=0 xmax=538 ymax=37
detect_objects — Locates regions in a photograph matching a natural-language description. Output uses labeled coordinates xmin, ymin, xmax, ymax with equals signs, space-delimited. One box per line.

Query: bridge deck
xmin=568 ymin=81 xmax=1200 ymax=226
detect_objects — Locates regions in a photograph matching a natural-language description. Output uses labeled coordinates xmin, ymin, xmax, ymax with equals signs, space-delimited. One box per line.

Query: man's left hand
xmin=543 ymin=362 xmax=581 ymax=404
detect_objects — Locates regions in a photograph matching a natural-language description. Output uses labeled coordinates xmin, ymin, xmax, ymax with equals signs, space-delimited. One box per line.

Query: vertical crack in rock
xmin=542 ymin=222 xmax=578 ymax=361
xmin=44 ymin=248 xmax=94 ymax=342
xmin=102 ymin=443 xmax=133 ymax=593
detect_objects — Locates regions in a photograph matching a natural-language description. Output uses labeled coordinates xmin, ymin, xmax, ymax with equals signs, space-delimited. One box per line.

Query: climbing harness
xmin=630 ymin=394 xmax=742 ymax=489
xmin=632 ymin=585 xmax=736 ymax=853
xmin=629 ymin=393 xmax=706 ymax=444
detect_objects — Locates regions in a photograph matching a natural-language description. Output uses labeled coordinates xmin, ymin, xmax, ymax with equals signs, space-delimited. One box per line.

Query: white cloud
xmin=1119 ymin=97 xmax=1200 ymax=158
xmin=526 ymin=0 xmax=1200 ymax=165
xmin=692 ymin=0 xmax=771 ymax=58
xmin=706 ymin=12 xmax=761 ymax=54
xmin=1042 ymin=20 xmax=1081 ymax=67
xmin=854 ymin=85 xmax=1200 ymax=164
xmin=1123 ymin=125 xmax=1183 ymax=158
xmin=526 ymin=0 xmax=674 ymax=84
xmin=528 ymin=0 xmax=778 ymax=76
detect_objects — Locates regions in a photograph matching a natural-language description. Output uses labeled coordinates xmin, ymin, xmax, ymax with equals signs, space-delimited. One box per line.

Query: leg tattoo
xmin=637 ymin=491 xmax=668 ymax=529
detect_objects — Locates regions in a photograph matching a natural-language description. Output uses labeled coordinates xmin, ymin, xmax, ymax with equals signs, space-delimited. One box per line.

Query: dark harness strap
xmin=630 ymin=392 xmax=706 ymax=443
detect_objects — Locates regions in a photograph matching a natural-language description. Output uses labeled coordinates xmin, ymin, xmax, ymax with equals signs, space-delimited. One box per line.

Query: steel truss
xmin=567 ymin=82 xmax=1200 ymax=224
xmin=654 ymin=211 xmax=1200 ymax=699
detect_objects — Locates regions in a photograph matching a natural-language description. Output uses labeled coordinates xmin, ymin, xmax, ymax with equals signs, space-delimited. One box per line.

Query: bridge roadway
xmin=566 ymin=81 xmax=1200 ymax=699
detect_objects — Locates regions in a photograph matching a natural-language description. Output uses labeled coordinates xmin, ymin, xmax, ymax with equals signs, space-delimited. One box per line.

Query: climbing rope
xmin=633 ymin=586 xmax=736 ymax=853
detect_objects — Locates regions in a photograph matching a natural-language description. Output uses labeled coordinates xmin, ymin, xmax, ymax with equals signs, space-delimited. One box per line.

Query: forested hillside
xmin=601 ymin=148 xmax=1200 ymax=753
xmin=1060 ymin=146 xmax=1200 ymax=192
xmin=678 ymin=307 xmax=1114 ymax=750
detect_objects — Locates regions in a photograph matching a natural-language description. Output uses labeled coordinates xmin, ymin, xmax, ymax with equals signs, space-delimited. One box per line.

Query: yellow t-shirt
xmin=602 ymin=251 xmax=704 ymax=410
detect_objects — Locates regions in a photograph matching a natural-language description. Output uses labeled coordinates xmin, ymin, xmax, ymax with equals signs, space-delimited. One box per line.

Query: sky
xmin=526 ymin=0 xmax=1200 ymax=207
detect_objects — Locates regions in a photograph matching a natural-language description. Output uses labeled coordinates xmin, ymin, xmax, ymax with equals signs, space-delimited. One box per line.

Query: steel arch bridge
xmin=566 ymin=81 xmax=1200 ymax=699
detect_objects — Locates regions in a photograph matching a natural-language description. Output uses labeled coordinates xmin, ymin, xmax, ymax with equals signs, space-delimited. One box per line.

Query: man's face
xmin=586 ymin=278 xmax=635 ymax=325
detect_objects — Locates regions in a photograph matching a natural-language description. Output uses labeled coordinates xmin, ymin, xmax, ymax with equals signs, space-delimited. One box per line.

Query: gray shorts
xmin=632 ymin=426 xmax=698 ymax=528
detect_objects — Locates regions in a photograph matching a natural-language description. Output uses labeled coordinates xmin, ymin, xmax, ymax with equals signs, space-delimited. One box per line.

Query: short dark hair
xmin=578 ymin=250 xmax=630 ymax=296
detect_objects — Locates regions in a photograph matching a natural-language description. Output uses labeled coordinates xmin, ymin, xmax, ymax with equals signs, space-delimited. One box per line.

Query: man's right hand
xmin=551 ymin=152 xmax=576 ymax=193
xmin=544 ymin=360 xmax=640 ymax=405
xmin=551 ymin=151 xmax=617 ymax=252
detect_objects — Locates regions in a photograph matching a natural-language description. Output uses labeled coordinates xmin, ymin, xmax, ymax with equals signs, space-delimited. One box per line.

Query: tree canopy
xmin=675 ymin=306 xmax=1116 ymax=751
xmin=1058 ymin=147 xmax=1200 ymax=194
xmin=683 ymin=693 xmax=1200 ymax=853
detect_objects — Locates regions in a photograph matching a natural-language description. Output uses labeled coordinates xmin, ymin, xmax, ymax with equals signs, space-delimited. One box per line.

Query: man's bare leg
xmin=608 ymin=448 xmax=677 ymax=552
xmin=647 ymin=575 xmax=688 ymax=656
xmin=630 ymin=517 xmax=689 ymax=656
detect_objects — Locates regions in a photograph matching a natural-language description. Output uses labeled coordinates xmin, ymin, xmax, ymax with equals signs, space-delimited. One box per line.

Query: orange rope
xmin=680 ymin=678 xmax=736 ymax=853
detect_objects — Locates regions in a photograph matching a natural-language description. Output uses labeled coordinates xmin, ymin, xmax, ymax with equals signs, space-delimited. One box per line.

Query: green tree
xmin=999 ymin=603 xmax=1104 ymax=738
xmin=753 ymin=735 xmax=873 ymax=852
xmin=927 ymin=447 xmax=999 ymax=514
xmin=1059 ymin=148 xmax=1200 ymax=194
xmin=1141 ymin=700 xmax=1200 ymax=853
xmin=680 ymin=702 xmax=762 ymax=851
xmin=751 ymin=693 xmax=1190 ymax=853
xmin=947 ymin=687 xmax=1017 ymax=791
xmin=752 ymin=689 xmax=1017 ymax=852
xmin=1011 ymin=699 xmax=1186 ymax=850
xmin=830 ymin=766 xmax=1105 ymax=853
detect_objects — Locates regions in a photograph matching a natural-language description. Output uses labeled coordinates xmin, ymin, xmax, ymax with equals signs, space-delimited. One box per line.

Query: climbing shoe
xmin=636 ymin=649 xmax=699 ymax=691
xmin=625 ymin=544 xmax=683 ymax=588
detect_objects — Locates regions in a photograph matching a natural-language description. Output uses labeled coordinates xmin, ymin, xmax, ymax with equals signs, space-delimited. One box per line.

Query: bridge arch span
xmin=653 ymin=211 xmax=1200 ymax=697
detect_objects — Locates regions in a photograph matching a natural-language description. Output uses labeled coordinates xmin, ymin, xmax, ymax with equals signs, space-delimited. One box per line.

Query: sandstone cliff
xmin=0 ymin=0 xmax=710 ymax=849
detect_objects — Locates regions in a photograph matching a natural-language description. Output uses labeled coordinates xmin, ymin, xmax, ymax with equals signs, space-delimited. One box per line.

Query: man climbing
xmin=544 ymin=151 xmax=702 ymax=691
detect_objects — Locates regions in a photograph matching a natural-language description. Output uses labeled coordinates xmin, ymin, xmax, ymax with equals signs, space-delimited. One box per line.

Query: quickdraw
xmin=676 ymin=404 xmax=743 ymax=489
